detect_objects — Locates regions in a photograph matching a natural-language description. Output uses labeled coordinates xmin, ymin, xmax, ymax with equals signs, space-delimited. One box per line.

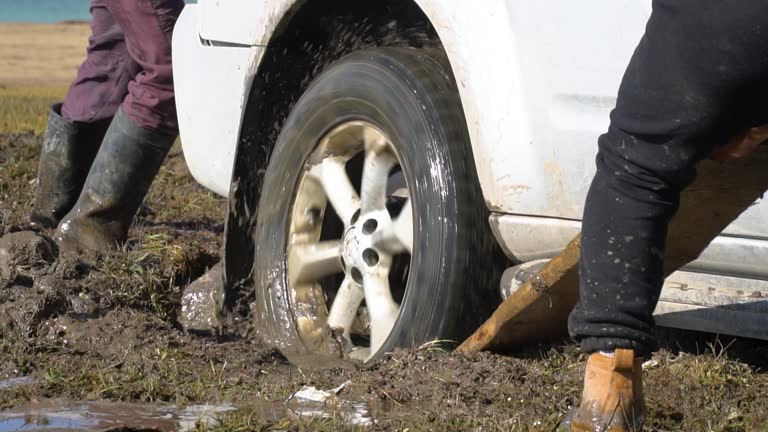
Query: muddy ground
xmin=2 ymin=129 xmax=768 ymax=432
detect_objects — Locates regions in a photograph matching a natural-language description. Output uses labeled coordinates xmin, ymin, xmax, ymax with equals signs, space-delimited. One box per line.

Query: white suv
xmin=172 ymin=0 xmax=768 ymax=361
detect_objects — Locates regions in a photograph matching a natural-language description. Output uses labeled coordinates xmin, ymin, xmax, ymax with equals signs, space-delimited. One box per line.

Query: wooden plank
xmin=458 ymin=146 xmax=768 ymax=353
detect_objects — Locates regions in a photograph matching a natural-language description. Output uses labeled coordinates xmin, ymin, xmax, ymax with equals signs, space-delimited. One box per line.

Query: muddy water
xmin=0 ymin=400 xmax=236 ymax=431
xmin=0 ymin=377 xmax=34 ymax=390
xmin=0 ymin=378 xmax=374 ymax=431
xmin=0 ymin=397 xmax=376 ymax=431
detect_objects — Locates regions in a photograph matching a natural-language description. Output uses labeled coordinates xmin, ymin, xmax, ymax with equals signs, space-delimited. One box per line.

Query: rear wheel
xmin=251 ymin=48 xmax=503 ymax=362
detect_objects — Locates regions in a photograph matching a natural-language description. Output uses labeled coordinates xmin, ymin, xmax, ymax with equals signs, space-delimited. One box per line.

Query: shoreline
xmin=0 ymin=19 xmax=89 ymax=25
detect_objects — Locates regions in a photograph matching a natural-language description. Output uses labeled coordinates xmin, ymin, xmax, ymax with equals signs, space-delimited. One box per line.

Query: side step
xmin=501 ymin=261 xmax=768 ymax=340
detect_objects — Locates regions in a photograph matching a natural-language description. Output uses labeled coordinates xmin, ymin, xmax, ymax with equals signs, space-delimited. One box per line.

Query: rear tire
xmin=251 ymin=47 xmax=503 ymax=362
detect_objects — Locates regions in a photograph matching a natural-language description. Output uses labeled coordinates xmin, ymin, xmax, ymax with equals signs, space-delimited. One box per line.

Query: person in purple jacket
xmin=30 ymin=0 xmax=185 ymax=254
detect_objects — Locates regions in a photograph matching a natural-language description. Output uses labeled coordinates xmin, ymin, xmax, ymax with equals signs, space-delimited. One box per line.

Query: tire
xmin=251 ymin=47 xmax=503 ymax=362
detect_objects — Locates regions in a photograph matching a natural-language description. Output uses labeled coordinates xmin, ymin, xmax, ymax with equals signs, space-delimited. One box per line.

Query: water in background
xmin=0 ymin=0 xmax=196 ymax=23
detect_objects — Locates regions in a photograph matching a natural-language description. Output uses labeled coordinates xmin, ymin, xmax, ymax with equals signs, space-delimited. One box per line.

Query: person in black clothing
xmin=561 ymin=1 xmax=768 ymax=430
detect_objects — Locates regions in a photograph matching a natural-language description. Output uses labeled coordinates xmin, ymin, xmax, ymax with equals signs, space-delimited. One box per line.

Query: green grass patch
xmin=97 ymin=233 xmax=187 ymax=321
xmin=0 ymin=87 xmax=66 ymax=134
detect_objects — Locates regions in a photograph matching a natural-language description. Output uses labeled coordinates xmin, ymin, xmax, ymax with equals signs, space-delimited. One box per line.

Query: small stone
xmin=179 ymin=263 xmax=224 ymax=334
xmin=642 ymin=359 xmax=659 ymax=370
xmin=68 ymin=293 xmax=99 ymax=316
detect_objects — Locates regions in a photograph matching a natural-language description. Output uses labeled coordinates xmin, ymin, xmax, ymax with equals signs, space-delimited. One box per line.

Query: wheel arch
xmin=221 ymin=0 xmax=520 ymax=310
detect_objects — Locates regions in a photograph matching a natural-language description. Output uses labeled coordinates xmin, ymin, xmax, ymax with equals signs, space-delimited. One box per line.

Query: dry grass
xmin=0 ymin=22 xmax=88 ymax=88
xmin=0 ymin=87 xmax=66 ymax=134
xmin=0 ymin=22 xmax=86 ymax=134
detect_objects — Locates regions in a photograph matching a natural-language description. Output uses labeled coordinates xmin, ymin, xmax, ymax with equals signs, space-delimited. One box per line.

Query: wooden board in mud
xmin=459 ymin=145 xmax=768 ymax=353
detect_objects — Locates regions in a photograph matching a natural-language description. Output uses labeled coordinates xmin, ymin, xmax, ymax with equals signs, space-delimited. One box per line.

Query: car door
xmin=508 ymin=0 xmax=768 ymax=277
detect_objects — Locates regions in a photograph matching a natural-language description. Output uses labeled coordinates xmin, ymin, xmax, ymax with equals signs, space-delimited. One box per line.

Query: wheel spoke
xmin=288 ymin=240 xmax=344 ymax=285
xmin=375 ymin=199 xmax=414 ymax=254
xmin=348 ymin=347 xmax=371 ymax=361
xmin=393 ymin=199 xmax=413 ymax=253
xmin=326 ymin=277 xmax=365 ymax=339
xmin=310 ymin=159 xmax=361 ymax=225
xmin=361 ymin=135 xmax=397 ymax=213
xmin=363 ymin=272 xmax=399 ymax=352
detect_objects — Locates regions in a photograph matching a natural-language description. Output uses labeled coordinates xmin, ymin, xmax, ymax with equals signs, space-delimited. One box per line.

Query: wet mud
xmin=3 ymin=132 xmax=768 ymax=431
xmin=179 ymin=262 xmax=224 ymax=335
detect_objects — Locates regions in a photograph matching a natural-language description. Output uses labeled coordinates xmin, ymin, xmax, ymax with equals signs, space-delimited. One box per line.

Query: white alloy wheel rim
xmin=287 ymin=121 xmax=414 ymax=361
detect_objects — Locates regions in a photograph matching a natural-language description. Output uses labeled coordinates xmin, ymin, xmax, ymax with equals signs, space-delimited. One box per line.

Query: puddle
xmin=176 ymin=405 xmax=239 ymax=431
xmin=285 ymin=383 xmax=373 ymax=427
xmin=289 ymin=400 xmax=373 ymax=426
xmin=0 ymin=377 xmax=35 ymax=390
xmin=0 ymin=395 xmax=377 ymax=431
xmin=0 ymin=400 xmax=236 ymax=432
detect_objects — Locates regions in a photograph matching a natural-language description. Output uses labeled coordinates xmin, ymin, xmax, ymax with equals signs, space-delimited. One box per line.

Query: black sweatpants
xmin=568 ymin=0 xmax=768 ymax=356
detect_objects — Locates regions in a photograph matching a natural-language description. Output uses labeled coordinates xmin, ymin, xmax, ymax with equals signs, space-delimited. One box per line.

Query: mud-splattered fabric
xmin=61 ymin=0 xmax=184 ymax=135
xmin=569 ymin=0 xmax=768 ymax=356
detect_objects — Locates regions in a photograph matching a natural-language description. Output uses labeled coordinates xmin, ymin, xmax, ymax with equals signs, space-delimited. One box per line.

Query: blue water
xmin=0 ymin=0 xmax=196 ymax=23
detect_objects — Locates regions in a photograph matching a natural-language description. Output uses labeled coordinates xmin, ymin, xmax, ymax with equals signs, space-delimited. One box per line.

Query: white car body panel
xmin=172 ymin=7 xmax=263 ymax=196
xmin=175 ymin=0 xmax=768 ymax=257
xmin=198 ymin=0 xmax=292 ymax=46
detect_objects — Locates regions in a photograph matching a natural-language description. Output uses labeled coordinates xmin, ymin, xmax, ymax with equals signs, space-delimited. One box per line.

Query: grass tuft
xmin=97 ymin=232 xmax=193 ymax=321
xmin=0 ymin=87 xmax=65 ymax=134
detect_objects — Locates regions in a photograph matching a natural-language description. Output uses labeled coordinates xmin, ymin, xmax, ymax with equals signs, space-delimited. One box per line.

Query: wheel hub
xmin=341 ymin=226 xmax=364 ymax=277
xmin=286 ymin=121 xmax=414 ymax=362
xmin=342 ymin=215 xmax=385 ymax=283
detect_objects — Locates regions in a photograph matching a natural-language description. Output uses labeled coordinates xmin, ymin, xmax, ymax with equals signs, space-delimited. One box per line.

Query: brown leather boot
xmin=560 ymin=349 xmax=646 ymax=432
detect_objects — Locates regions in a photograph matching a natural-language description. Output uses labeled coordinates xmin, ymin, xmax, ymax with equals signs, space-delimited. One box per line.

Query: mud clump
xmin=179 ymin=262 xmax=224 ymax=335
xmin=0 ymin=285 xmax=68 ymax=340
xmin=0 ymin=230 xmax=57 ymax=287
xmin=0 ymin=231 xmax=66 ymax=340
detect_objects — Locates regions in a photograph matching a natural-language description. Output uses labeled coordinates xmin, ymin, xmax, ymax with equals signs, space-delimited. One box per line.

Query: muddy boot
xmin=559 ymin=349 xmax=646 ymax=432
xmin=54 ymin=108 xmax=176 ymax=255
xmin=29 ymin=104 xmax=111 ymax=229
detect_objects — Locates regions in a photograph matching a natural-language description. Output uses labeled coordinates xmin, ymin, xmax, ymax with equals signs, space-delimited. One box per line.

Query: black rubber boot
xmin=29 ymin=104 xmax=111 ymax=228
xmin=54 ymin=108 xmax=177 ymax=255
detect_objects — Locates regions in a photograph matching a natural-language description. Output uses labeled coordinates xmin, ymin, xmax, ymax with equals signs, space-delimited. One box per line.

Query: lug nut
xmin=363 ymin=249 xmax=380 ymax=266
xmin=363 ymin=219 xmax=378 ymax=235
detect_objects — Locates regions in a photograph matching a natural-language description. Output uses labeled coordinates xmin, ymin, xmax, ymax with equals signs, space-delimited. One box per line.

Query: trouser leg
xmin=31 ymin=0 xmax=135 ymax=228
xmin=105 ymin=0 xmax=184 ymax=135
xmin=568 ymin=0 xmax=768 ymax=357
xmin=52 ymin=0 xmax=183 ymax=254
xmin=62 ymin=0 xmax=137 ymax=123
